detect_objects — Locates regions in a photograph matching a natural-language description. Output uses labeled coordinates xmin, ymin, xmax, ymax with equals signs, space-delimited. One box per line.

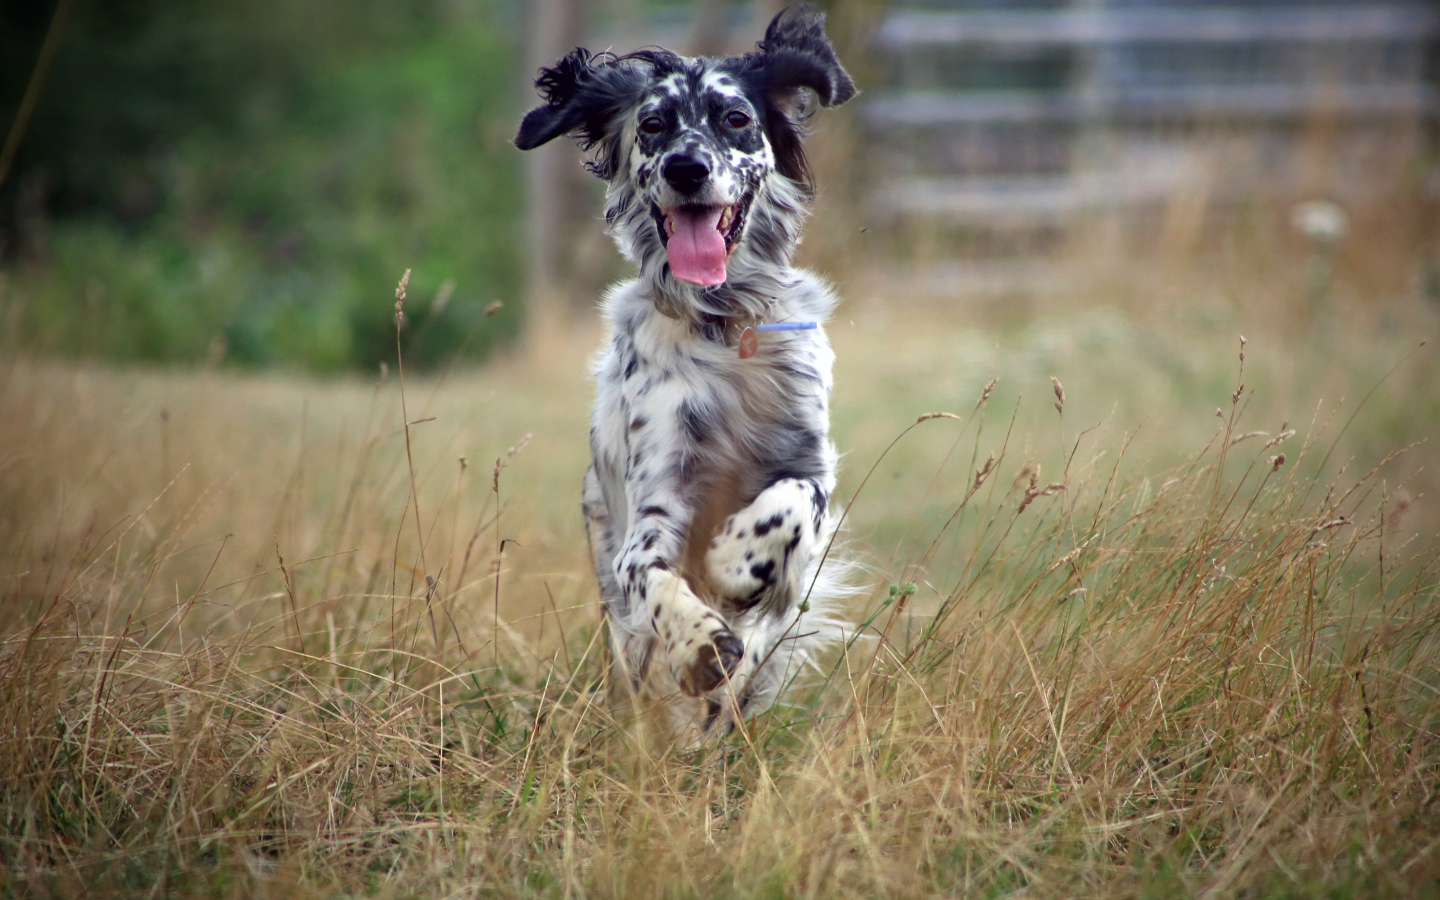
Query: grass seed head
xmin=395 ymin=268 xmax=411 ymax=328
xmin=1264 ymin=425 xmax=1295 ymax=449
xmin=973 ymin=452 xmax=997 ymax=491
xmin=1017 ymin=464 xmax=1048 ymax=513
xmin=1013 ymin=462 xmax=1039 ymax=492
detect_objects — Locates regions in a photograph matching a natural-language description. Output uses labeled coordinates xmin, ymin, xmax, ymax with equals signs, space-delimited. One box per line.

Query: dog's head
xmin=515 ymin=4 xmax=854 ymax=292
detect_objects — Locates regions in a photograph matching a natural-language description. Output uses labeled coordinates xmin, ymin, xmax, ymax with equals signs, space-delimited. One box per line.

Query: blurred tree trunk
xmin=693 ymin=0 xmax=788 ymax=56
xmin=688 ymin=0 xmax=733 ymax=57
xmin=524 ymin=0 xmax=589 ymax=339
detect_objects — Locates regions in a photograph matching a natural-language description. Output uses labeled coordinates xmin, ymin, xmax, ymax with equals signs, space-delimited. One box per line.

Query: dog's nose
xmin=662 ymin=155 xmax=710 ymax=195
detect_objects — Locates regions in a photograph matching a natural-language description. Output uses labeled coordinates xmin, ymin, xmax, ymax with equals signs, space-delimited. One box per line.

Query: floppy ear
xmin=721 ymin=4 xmax=856 ymax=194
xmin=753 ymin=4 xmax=856 ymax=109
xmin=518 ymin=49 xmax=604 ymax=150
xmin=514 ymin=48 xmax=654 ymax=177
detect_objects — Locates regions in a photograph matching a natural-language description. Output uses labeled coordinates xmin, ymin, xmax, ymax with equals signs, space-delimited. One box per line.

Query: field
xmin=3 ymin=264 xmax=1439 ymax=898
xmin=5 ymin=0 xmax=1440 ymax=893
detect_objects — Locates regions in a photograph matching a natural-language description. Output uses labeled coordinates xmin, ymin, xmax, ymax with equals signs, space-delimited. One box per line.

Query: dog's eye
xmin=638 ymin=115 xmax=665 ymax=135
xmin=724 ymin=110 xmax=751 ymax=129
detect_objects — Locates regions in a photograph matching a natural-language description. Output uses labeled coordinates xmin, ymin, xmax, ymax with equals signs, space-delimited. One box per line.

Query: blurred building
xmin=866 ymin=0 xmax=1440 ymax=237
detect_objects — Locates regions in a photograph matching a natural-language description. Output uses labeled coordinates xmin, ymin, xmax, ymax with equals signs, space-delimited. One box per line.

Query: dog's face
xmin=515 ymin=4 xmax=854 ymax=289
xmin=627 ymin=68 xmax=772 ymax=286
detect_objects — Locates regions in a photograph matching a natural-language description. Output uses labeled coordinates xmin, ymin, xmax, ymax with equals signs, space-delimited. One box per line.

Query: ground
xmin=2 ymin=291 xmax=1439 ymax=897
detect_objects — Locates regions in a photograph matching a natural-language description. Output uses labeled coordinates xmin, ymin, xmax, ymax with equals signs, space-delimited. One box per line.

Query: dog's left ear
xmin=747 ymin=4 xmax=856 ymax=110
xmin=723 ymin=5 xmax=855 ymax=193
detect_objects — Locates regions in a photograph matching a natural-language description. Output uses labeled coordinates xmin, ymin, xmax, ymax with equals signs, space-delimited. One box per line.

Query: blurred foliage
xmin=0 ymin=0 xmax=523 ymax=371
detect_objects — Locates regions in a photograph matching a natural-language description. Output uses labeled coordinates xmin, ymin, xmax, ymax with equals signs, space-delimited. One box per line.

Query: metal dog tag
xmin=738 ymin=327 xmax=758 ymax=359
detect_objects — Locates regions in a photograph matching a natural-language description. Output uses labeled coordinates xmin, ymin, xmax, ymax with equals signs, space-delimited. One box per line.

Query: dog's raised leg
xmin=705 ymin=477 xmax=826 ymax=615
xmin=675 ymin=478 xmax=828 ymax=736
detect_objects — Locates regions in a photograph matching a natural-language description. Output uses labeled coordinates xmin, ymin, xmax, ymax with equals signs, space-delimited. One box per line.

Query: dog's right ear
xmin=516 ymin=49 xmax=598 ymax=150
xmin=515 ymin=49 xmax=650 ymax=154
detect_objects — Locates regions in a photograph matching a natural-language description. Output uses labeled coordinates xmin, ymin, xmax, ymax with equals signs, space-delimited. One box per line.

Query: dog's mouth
xmin=652 ymin=197 xmax=750 ymax=286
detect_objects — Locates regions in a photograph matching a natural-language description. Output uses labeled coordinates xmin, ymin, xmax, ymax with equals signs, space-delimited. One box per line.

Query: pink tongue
xmin=666 ymin=206 xmax=727 ymax=286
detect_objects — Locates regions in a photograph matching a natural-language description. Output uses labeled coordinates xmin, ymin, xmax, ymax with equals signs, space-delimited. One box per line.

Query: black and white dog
xmin=516 ymin=5 xmax=855 ymax=740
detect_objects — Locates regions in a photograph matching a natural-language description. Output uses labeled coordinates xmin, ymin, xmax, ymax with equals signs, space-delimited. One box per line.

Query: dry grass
xmin=2 ymin=297 xmax=1439 ymax=898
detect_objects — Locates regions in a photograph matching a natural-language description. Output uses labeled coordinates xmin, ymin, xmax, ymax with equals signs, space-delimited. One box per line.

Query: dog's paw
xmin=672 ymin=619 xmax=744 ymax=696
xmin=707 ymin=479 xmax=817 ymax=607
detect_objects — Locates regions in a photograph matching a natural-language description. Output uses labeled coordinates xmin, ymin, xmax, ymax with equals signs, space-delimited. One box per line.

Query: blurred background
xmin=5 ymin=0 xmax=1440 ymax=551
xmin=0 ymin=0 xmax=526 ymax=371
xmin=2 ymin=0 xmax=1437 ymax=370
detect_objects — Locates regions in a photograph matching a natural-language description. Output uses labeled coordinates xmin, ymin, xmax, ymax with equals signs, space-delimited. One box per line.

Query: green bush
xmin=2 ymin=0 xmax=523 ymax=371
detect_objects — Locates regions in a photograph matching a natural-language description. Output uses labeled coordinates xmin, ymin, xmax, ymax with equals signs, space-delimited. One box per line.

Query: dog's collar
xmin=737 ymin=321 xmax=817 ymax=358
xmin=658 ymin=293 xmax=816 ymax=354
xmin=689 ymin=312 xmax=817 ymax=358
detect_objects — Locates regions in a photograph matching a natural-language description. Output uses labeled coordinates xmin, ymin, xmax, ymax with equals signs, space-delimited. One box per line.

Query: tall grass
xmin=1 ymin=305 xmax=1437 ymax=897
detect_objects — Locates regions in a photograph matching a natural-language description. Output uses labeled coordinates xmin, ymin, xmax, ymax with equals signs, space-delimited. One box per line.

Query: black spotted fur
xmin=516 ymin=4 xmax=856 ymax=743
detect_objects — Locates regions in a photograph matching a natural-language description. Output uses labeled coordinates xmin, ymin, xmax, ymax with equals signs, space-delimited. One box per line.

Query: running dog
xmin=515 ymin=4 xmax=855 ymax=740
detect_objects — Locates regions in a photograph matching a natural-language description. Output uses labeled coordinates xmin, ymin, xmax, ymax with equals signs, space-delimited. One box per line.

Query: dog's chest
xmin=612 ymin=315 xmax=797 ymax=569
xmin=628 ymin=312 xmax=785 ymax=444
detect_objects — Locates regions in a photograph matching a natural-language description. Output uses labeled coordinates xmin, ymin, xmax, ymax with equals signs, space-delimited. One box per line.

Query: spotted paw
xmin=676 ymin=627 xmax=743 ymax=696
xmin=706 ymin=479 xmax=818 ymax=608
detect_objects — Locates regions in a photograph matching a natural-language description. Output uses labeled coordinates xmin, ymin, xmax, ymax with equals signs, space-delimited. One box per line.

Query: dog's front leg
xmin=614 ymin=497 xmax=744 ymax=697
xmin=705 ymin=477 xmax=827 ymax=614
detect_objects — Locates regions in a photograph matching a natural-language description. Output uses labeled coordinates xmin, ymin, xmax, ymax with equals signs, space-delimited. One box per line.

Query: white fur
xmin=521 ymin=7 xmax=860 ymax=744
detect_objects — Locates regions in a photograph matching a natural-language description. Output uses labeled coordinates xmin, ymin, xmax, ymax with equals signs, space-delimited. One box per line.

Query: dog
xmin=515 ymin=4 xmax=856 ymax=741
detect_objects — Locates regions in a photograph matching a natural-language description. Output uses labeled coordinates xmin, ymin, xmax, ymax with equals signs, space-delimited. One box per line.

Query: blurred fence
xmin=864 ymin=0 xmax=1439 ymax=230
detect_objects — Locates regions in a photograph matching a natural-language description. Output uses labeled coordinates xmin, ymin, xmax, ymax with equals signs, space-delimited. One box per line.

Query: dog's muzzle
xmin=662 ymin=155 xmax=709 ymax=195
xmin=652 ymin=154 xmax=752 ymax=288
